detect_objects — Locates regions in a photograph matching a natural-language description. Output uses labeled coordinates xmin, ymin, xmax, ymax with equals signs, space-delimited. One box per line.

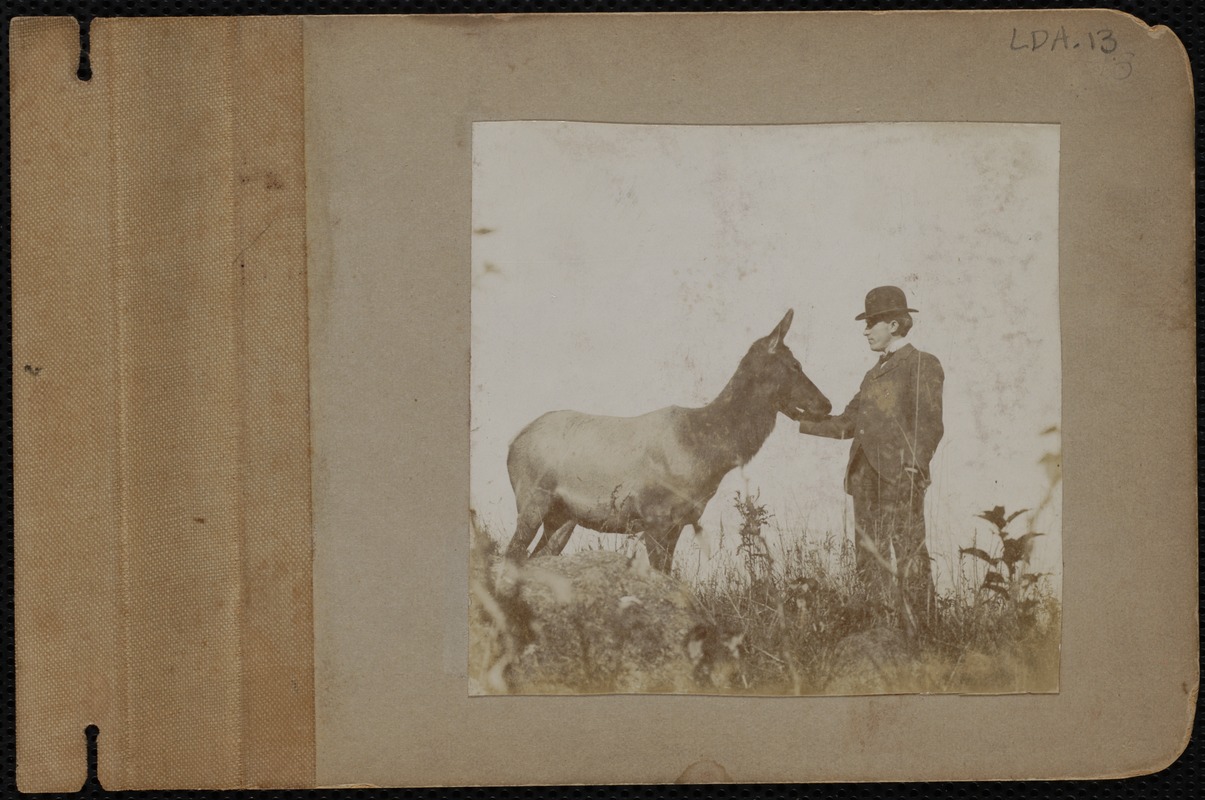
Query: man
xmin=798 ymin=286 xmax=944 ymax=627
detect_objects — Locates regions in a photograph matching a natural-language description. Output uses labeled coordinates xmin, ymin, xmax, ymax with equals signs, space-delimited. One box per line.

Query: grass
xmin=686 ymin=501 xmax=1061 ymax=694
xmin=470 ymin=495 xmax=1061 ymax=696
xmin=473 ymin=432 xmax=1064 ymax=694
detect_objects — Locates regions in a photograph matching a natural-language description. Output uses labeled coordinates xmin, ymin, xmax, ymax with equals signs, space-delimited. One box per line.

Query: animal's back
xmin=508 ymin=408 xmax=696 ymax=519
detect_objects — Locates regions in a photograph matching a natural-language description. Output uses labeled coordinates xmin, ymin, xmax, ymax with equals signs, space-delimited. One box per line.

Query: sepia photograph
xmin=11 ymin=10 xmax=1196 ymax=787
xmin=469 ymin=121 xmax=1062 ymax=696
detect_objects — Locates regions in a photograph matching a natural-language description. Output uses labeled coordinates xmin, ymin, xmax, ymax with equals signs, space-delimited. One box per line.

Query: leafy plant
xmin=960 ymin=505 xmax=1045 ymax=598
xmin=733 ymin=490 xmax=774 ymax=583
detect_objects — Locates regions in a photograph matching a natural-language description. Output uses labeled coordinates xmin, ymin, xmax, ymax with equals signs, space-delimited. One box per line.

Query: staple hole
xmin=76 ymin=18 xmax=92 ymax=82
xmin=82 ymin=724 xmax=102 ymax=790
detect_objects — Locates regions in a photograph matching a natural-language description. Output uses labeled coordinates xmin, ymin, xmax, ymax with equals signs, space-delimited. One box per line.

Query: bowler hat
xmin=855 ymin=286 xmax=919 ymax=321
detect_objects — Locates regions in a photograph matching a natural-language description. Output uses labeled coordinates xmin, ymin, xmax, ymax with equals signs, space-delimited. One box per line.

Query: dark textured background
xmin=1 ymin=1 xmax=1199 ymax=796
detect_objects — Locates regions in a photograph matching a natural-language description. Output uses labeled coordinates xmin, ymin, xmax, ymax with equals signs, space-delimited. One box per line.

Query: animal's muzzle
xmin=791 ymin=397 xmax=832 ymax=421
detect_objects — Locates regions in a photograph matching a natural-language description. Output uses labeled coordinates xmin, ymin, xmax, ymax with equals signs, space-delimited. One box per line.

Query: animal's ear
xmin=766 ymin=308 xmax=794 ymax=353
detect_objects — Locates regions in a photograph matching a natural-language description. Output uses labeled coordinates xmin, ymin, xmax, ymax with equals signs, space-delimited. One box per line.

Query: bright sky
xmin=471 ymin=122 xmax=1061 ymax=591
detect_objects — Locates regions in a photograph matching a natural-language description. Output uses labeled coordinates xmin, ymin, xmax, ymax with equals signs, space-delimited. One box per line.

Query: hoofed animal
xmin=505 ymin=309 xmax=832 ymax=572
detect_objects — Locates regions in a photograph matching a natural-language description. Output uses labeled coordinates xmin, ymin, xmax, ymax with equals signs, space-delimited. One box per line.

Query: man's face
xmin=863 ymin=318 xmax=897 ymax=352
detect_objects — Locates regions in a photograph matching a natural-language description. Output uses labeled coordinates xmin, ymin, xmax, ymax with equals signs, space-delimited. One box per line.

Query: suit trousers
xmin=848 ymin=450 xmax=936 ymax=623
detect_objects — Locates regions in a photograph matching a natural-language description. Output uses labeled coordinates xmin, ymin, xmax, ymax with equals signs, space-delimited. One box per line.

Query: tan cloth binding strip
xmin=12 ymin=17 xmax=315 ymax=791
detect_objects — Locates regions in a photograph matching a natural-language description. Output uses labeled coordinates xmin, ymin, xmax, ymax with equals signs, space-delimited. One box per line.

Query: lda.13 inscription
xmin=1009 ymin=26 xmax=1134 ymax=80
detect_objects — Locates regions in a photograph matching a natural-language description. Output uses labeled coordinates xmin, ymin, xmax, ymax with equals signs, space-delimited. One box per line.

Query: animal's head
xmin=745 ymin=309 xmax=832 ymax=422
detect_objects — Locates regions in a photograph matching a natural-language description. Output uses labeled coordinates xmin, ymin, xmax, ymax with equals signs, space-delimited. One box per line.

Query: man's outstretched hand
xmin=799 ymin=418 xmax=827 ymax=435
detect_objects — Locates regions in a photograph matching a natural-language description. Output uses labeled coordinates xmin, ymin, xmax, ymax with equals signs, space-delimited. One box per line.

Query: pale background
xmin=472 ymin=121 xmax=1061 ymax=591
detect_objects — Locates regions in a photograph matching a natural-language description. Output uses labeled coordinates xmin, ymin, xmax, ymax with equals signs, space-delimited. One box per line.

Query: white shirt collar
xmin=884 ymin=338 xmax=908 ymax=355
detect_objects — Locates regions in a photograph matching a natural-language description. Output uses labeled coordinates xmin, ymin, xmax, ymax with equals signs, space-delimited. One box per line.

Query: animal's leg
xmin=688 ymin=522 xmax=713 ymax=559
xmin=506 ymin=493 xmax=551 ymax=560
xmin=530 ymin=505 xmax=572 ymax=557
xmin=543 ymin=520 xmax=577 ymax=556
xmin=528 ymin=507 xmax=561 ymax=557
xmin=645 ymin=526 xmax=685 ymax=573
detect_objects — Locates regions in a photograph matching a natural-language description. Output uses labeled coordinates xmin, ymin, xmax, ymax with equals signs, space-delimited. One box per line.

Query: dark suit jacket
xmin=800 ymin=343 xmax=944 ymax=494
